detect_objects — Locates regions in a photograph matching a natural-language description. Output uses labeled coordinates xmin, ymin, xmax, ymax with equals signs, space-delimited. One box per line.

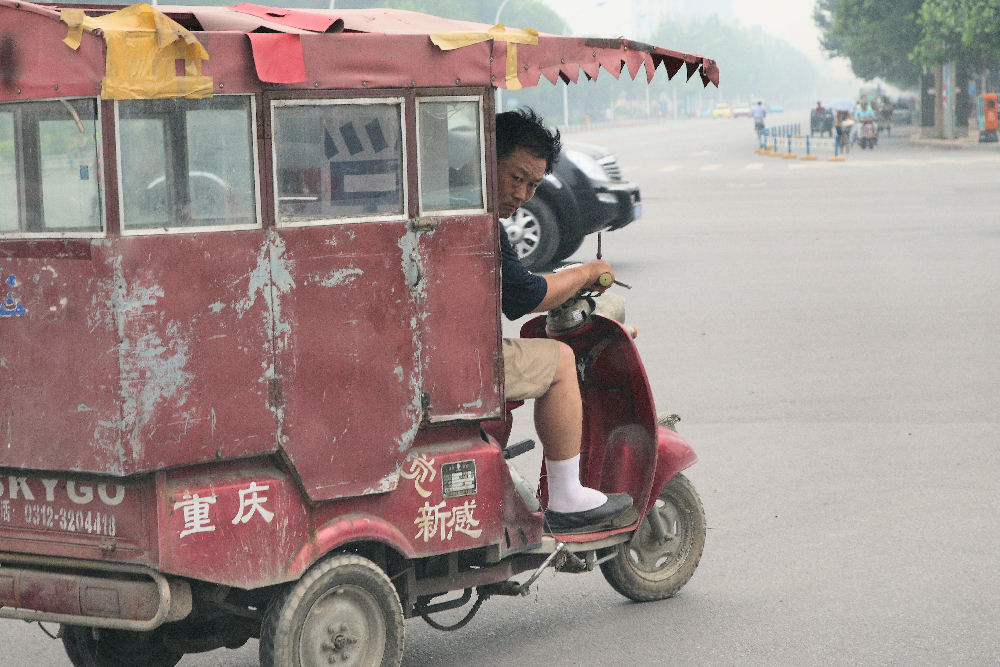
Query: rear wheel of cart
xmin=61 ymin=625 xmax=182 ymax=667
xmin=599 ymin=473 xmax=706 ymax=602
xmin=260 ymin=554 xmax=404 ymax=667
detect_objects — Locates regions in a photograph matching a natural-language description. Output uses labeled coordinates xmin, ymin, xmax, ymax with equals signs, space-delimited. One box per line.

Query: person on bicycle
xmin=495 ymin=108 xmax=635 ymax=533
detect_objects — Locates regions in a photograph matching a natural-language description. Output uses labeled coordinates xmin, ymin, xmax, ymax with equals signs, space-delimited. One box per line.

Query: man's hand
xmin=535 ymin=260 xmax=614 ymax=313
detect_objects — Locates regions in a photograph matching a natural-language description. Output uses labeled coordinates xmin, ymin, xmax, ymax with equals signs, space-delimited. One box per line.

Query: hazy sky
xmin=542 ymin=0 xmax=832 ymax=67
xmin=539 ymin=0 xmax=860 ymax=84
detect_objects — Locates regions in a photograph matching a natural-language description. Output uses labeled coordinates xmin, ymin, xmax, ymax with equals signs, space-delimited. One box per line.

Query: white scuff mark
xmin=317 ymin=267 xmax=363 ymax=287
xmin=393 ymin=365 xmax=404 ymax=382
xmin=208 ymin=301 xmax=226 ymax=313
xmin=361 ymin=470 xmax=400 ymax=495
xmin=41 ymin=265 xmax=58 ymax=280
xmin=76 ymin=404 xmax=93 ymax=412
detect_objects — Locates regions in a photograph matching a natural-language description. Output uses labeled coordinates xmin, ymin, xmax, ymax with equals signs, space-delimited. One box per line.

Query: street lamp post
xmin=494 ymin=0 xmax=512 ymax=112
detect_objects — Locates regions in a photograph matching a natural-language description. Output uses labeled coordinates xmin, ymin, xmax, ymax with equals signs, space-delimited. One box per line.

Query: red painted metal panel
xmin=112 ymin=232 xmax=277 ymax=472
xmin=274 ymin=221 xmax=422 ymax=501
xmin=0 ymin=232 xmax=277 ymax=476
xmin=156 ymin=434 xmax=509 ymax=588
xmin=0 ymin=5 xmax=106 ymax=102
xmin=417 ymin=214 xmax=503 ymax=423
xmin=1 ymin=242 xmax=124 ymax=473
xmin=0 ymin=469 xmax=157 ymax=564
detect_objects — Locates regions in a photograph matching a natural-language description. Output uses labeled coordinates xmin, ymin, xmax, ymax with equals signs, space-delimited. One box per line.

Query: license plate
xmin=633 ymin=203 xmax=642 ymax=220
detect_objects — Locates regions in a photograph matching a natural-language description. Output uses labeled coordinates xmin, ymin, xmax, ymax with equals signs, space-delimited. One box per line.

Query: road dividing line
xmin=700 ymin=164 xmax=722 ymax=171
xmin=657 ymin=165 xmax=682 ymax=173
xmin=745 ymin=163 xmax=764 ymax=170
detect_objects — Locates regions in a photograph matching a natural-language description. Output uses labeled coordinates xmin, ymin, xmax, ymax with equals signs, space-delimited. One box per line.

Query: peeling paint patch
xmin=208 ymin=301 xmax=226 ymax=313
xmin=76 ymin=404 xmax=93 ymax=412
xmin=317 ymin=268 xmax=363 ymax=287
xmin=361 ymin=470 xmax=400 ymax=495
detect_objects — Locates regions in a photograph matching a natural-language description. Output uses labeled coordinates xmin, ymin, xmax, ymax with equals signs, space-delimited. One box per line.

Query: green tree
xmin=813 ymin=0 xmax=924 ymax=88
xmin=914 ymin=0 xmax=1000 ymax=70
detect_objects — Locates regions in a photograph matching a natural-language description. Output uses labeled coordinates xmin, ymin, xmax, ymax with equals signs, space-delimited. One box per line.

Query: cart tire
xmin=259 ymin=554 xmax=404 ymax=667
xmin=599 ymin=473 xmax=705 ymax=602
xmin=61 ymin=625 xmax=182 ymax=667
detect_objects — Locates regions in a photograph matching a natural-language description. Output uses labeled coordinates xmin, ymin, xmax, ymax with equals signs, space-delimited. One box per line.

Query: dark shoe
xmin=543 ymin=492 xmax=636 ymax=534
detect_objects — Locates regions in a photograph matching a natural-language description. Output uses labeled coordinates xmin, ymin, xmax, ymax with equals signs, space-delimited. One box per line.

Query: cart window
xmin=118 ymin=96 xmax=257 ymax=232
xmin=272 ymin=100 xmax=405 ymax=225
xmin=417 ymin=99 xmax=485 ymax=213
xmin=0 ymin=99 xmax=102 ymax=236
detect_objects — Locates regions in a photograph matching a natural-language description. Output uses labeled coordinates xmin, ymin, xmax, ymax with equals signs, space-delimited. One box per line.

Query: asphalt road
xmin=5 ymin=114 xmax=998 ymax=666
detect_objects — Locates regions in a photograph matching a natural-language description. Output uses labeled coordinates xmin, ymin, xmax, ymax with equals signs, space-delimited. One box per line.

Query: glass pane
xmin=0 ymin=99 xmax=102 ymax=234
xmin=40 ymin=103 xmax=102 ymax=230
xmin=188 ymin=108 xmax=255 ymax=223
xmin=273 ymin=102 xmax=404 ymax=223
xmin=0 ymin=111 xmax=15 ymax=232
xmin=418 ymin=100 xmax=483 ymax=212
xmin=119 ymin=97 xmax=256 ymax=230
xmin=120 ymin=117 xmax=168 ymax=228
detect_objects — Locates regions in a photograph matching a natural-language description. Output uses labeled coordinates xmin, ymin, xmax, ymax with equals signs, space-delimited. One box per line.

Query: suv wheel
xmin=503 ymin=198 xmax=559 ymax=271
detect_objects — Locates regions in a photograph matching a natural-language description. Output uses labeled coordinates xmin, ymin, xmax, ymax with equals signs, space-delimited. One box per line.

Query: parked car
xmin=502 ymin=142 xmax=640 ymax=271
xmin=732 ymin=103 xmax=752 ymax=118
xmin=892 ymin=98 xmax=914 ymax=124
xmin=712 ymin=102 xmax=732 ymax=119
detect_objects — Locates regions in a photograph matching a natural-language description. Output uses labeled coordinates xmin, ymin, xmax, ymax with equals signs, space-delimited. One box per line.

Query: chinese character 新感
xmin=448 ymin=499 xmax=482 ymax=539
xmin=174 ymin=493 xmax=217 ymax=538
xmin=399 ymin=456 xmax=436 ymax=498
xmin=414 ymin=500 xmax=449 ymax=542
xmin=232 ymin=481 xmax=275 ymax=525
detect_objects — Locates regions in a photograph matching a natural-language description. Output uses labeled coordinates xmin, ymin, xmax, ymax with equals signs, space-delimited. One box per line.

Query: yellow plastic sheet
xmin=61 ymin=4 xmax=212 ymax=100
xmin=430 ymin=24 xmax=539 ymax=91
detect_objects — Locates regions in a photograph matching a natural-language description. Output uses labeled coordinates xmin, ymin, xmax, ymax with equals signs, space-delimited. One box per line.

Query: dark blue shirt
xmin=499 ymin=226 xmax=547 ymax=320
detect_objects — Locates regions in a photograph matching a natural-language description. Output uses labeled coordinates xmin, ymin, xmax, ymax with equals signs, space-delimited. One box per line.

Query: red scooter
xmin=444 ymin=284 xmax=706 ymax=625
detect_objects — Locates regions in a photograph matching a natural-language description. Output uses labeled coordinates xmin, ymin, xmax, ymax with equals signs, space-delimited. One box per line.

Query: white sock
xmin=544 ymin=455 xmax=607 ymax=513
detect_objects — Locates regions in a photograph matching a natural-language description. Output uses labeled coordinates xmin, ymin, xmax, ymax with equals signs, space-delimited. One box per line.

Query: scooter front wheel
xmin=599 ymin=473 xmax=705 ymax=602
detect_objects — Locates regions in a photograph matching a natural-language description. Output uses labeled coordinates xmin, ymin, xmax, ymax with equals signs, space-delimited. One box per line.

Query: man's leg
xmin=503 ymin=338 xmax=632 ymax=525
xmin=533 ymin=342 xmax=607 ymax=513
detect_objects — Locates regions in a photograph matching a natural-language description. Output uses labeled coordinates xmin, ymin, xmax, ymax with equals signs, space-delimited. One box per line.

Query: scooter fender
xmin=645 ymin=425 xmax=698 ymax=514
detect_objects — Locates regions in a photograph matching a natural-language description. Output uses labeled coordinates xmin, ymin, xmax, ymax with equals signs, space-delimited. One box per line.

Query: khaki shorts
xmin=503 ymin=337 xmax=561 ymax=401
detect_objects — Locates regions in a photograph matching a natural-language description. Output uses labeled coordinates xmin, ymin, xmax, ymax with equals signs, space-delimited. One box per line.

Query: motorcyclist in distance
xmin=751 ymin=100 xmax=766 ymax=133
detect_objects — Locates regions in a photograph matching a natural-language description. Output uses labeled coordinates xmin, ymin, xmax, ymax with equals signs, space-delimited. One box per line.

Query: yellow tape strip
xmin=430 ymin=24 xmax=539 ymax=90
xmin=60 ymin=3 xmax=211 ymax=99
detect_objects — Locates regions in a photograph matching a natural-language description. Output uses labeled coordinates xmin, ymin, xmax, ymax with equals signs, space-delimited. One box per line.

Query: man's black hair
xmin=496 ymin=107 xmax=562 ymax=174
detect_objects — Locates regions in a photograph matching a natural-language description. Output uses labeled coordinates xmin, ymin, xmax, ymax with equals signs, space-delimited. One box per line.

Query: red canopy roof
xmin=0 ymin=1 xmax=718 ymax=98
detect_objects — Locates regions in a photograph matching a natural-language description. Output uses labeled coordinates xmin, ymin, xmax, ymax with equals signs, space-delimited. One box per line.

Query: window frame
xmin=415 ymin=95 xmax=487 ymax=217
xmin=0 ymin=96 xmax=106 ymax=240
xmin=270 ymin=96 xmax=408 ymax=229
xmin=114 ymin=94 xmax=262 ymax=237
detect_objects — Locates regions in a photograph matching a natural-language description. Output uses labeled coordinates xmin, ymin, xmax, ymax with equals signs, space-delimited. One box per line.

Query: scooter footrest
xmin=503 ymin=439 xmax=536 ymax=459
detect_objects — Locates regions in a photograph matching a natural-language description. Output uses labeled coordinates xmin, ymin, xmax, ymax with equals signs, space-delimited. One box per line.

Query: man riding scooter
xmin=495 ymin=108 xmax=636 ymax=533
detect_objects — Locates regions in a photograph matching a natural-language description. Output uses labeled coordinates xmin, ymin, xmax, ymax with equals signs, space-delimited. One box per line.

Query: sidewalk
xmin=905 ymin=126 xmax=997 ymax=150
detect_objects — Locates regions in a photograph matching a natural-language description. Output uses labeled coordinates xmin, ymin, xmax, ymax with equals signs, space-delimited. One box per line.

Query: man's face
xmin=497 ymin=146 xmax=547 ymax=218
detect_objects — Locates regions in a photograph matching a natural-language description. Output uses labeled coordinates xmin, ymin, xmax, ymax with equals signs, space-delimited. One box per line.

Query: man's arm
xmin=533 ymin=259 xmax=613 ymax=313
